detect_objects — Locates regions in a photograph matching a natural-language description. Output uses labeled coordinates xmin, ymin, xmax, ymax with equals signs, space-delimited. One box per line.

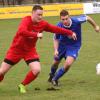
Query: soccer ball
xmin=96 ymin=63 xmax=100 ymax=75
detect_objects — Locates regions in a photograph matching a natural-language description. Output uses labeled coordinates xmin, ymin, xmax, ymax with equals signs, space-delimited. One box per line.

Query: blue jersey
xmin=54 ymin=15 xmax=87 ymax=47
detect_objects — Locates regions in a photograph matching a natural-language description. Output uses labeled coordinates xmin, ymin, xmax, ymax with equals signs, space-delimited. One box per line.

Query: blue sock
xmin=52 ymin=67 xmax=65 ymax=81
xmin=50 ymin=65 xmax=58 ymax=75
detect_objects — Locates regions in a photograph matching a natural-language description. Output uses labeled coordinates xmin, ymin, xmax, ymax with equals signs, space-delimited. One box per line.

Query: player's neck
xmin=31 ymin=16 xmax=38 ymax=24
xmin=63 ymin=18 xmax=72 ymax=28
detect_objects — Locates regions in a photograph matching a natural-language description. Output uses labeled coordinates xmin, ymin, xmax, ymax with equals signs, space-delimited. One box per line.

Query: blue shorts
xmin=54 ymin=44 xmax=81 ymax=61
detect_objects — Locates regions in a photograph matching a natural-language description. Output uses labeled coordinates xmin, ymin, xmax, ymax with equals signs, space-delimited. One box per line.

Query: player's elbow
xmin=87 ymin=15 xmax=92 ymax=21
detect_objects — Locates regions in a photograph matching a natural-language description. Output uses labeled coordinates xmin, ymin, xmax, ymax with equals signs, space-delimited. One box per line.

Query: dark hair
xmin=60 ymin=10 xmax=69 ymax=16
xmin=32 ymin=5 xmax=43 ymax=11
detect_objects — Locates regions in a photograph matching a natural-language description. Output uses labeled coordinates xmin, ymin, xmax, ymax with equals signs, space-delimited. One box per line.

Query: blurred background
xmin=0 ymin=0 xmax=100 ymax=6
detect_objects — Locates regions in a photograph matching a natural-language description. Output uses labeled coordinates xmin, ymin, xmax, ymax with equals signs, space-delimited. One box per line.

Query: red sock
xmin=0 ymin=74 xmax=4 ymax=82
xmin=21 ymin=71 xmax=37 ymax=86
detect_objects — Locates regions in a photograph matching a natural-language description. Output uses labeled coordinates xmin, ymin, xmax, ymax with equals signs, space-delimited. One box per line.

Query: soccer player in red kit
xmin=0 ymin=5 xmax=77 ymax=93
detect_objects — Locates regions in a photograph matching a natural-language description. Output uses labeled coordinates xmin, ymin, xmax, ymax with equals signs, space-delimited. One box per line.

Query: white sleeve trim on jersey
xmin=77 ymin=15 xmax=87 ymax=22
xmin=85 ymin=14 xmax=88 ymax=21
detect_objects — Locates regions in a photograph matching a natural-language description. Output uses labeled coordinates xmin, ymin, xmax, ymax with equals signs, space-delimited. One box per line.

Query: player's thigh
xmin=64 ymin=56 xmax=75 ymax=67
xmin=64 ymin=47 xmax=80 ymax=67
xmin=24 ymin=49 xmax=41 ymax=75
xmin=65 ymin=46 xmax=80 ymax=60
xmin=5 ymin=49 xmax=22 ymax=64
xmin=24 ymin=49 xmax=39 ymax=61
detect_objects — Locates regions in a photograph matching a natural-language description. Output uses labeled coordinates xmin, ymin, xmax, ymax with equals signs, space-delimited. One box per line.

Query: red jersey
xmin=9 ymin=16 xmax=73 ymax=51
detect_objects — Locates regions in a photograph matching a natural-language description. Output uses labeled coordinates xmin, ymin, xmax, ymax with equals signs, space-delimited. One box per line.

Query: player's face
xmin=60 ymin=15 xmax=70 ymax=26
xmin=32 ymin=9 xmax=43 ymax=23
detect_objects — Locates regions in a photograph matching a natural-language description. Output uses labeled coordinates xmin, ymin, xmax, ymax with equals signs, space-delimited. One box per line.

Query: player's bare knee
xmin=32 ymin=67 xmax=41 ymax=75
xmin=64 ymin=61 xmax=72 ymax=67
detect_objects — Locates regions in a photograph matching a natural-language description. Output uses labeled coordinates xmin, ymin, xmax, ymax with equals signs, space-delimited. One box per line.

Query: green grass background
xmin=0 ymin=14 xmax=100 ymax=100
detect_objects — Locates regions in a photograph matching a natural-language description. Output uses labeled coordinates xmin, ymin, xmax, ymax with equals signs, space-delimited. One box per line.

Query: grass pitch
xmin=0 ymin=14 xmax=100 ymax=100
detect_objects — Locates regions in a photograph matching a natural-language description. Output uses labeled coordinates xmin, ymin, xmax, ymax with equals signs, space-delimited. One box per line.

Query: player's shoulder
xmin=39 ymin=20 xmax=48 ymax=25
xmin=71 ymin=15 xmax=86 ymax=23
xmin=71 ymin=15 xmax=86 ymax=20
xmin=40 ymin=20 xmax=53 ymax=27
xmin=57 ymin=21 xmax=62 ymax=25
xmin=57 ymin=21 xmax=63 ymax=27
xmin=23 ymin=16 xmax=31 ymax=19
xmin=71 ymin=16 xmax=79 ymax=21
xmin=22 ymin=16 xmax=32 ymax=22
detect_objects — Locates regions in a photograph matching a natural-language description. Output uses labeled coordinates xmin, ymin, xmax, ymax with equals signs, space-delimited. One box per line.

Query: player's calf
xmin=48 ymin=73 xmax=54 ymax=82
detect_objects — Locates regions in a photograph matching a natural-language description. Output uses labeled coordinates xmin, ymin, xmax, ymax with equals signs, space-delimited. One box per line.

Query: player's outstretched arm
xmin=45 ymin=23 xmax=77 ymax=40
xmin=87 ymin=16 xmax=100 ymax=32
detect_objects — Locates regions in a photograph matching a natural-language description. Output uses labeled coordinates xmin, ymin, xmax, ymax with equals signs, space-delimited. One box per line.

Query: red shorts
xmin=5 ymin=48 xmax=39 ymax=65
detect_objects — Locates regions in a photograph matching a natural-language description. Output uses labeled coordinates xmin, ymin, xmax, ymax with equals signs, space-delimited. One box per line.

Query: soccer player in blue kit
xmin=48 ymin=10 xmax=100 ymax=86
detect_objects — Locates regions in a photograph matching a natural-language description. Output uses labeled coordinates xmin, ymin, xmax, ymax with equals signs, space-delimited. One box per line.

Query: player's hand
xmin=95 ymin=25 xmax=100 ymax=32
xmin=54 ymin=50 xmax=59 ymax=57
xmin=72 ymin=32 xmax=77 ymax=40
xmin=37 ymin=33 xmax=43 ymax=39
